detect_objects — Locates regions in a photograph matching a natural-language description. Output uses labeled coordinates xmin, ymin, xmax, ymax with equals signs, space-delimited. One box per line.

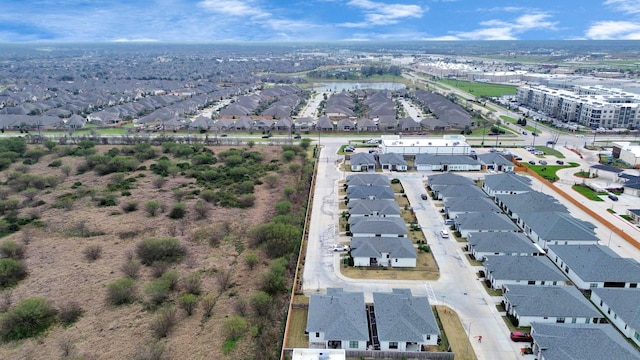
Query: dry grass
xmin=340 ymin=250 xmax=439 ymax=280
xmin=285 ymin=307 xmax=309 ymax=348
xmin=0 ymin=144 xmax=301 ymax=360
xmin=435 ymin=306 xmax=477 ymax=360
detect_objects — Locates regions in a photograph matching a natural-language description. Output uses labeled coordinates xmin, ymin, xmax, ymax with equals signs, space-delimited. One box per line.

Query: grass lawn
xmin=438 ymin=79 xmax=517 ymax=98
xmin=572 ymin=184 xmax=605 ymax=201
xmin=534 ymin=146 xmax=565 ymax=158
xmin=340 ymin=250 xmax=439 ymax=280
xmin=285 ymin=307 xmax=309 ymax=348
xmin=523 ymin=164 xmax=576 ymax=182
xmin=435 ymin=306 xmax=477 ymax=360
xmin=479 ymin=279 xmax=503 ymax=297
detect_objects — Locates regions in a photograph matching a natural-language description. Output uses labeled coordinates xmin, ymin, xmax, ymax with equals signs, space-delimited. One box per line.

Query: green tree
xmin=0 ymin=258 xmax=27 ymax=289
xmin=244 ymin=253 xmax=259 ymax=270
xmin=178 ymin=293 xmax=198 ymax=316
xmin=136 ymin=238 xmax=186 ymax=266
xmin=250 ymin=291 xmax=272 ymax=317
xmin=106 ymin=278 xmax=136 ymax=305
xmin=223 ymin=316 xmax=247 ymax=341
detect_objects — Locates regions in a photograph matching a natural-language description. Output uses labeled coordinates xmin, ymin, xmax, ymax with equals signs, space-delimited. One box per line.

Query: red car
xmin=510 ymin=331 xmax=532 ymax=342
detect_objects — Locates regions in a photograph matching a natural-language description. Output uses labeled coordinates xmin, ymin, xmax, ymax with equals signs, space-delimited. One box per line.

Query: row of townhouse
xmin=428 ymin=171 xmax=640 ymax=356
xmin=517 ymin=84 xmax=640 ymax=129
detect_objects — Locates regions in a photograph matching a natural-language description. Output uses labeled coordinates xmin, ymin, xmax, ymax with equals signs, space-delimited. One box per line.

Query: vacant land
xmin=0 ymin=138 xmax=312 ymax=360
xmin=438 ymin=79 xmax=517 ymax=98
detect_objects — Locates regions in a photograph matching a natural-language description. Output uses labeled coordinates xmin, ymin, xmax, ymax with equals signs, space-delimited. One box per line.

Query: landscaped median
xmin=520 ymin=162 xmax=578 ymax=182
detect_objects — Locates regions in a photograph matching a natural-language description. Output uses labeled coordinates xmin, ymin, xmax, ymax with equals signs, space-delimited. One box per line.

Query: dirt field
xmin=0 ymin=143 xmax=307 ymax=360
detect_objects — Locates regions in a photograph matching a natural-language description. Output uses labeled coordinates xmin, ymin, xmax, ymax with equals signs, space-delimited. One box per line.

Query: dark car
xmin=261 ymin=134 xmax=271 ymax=138
xmin=608 ymin=194 xmax=619 ymax=201
xmin=421 ymin=194 xmax=429 ymax=200
xmin=532 ymin=132 xmax=538 ymax=136
xmin=528 ymin=160 xmax=536 ymax=165
xmin=294 ymin=134 xmax=302 ymax=139
xmin=510 ymin=331 xmax=532 ymax=342
xmin=539 ymin=160 xmax=547 ymax=165
xmin=556 ymin=160 xmax=564 ymax=165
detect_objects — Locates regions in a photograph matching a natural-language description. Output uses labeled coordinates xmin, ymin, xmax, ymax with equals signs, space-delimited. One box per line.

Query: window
xmin=631 ymin=283 xmax=638 ymax=288
xmin=349 ymin=341 xmax=358 ymax=349
xmin=389 ymin=342 xmax=398 ymax=349
xmin=585 ymin=319 xmax=590 ymax=324
xmin=556 ymin=317 xmax=565 ymax=323
xmin=395 ymin=258 xmax=398 ymax=262
xmin=552 ymin=281 xmax=557 ymax=285
xmin=426 ymin=335 xmax=431 ymax=340
xmin=315 ymin=332 xmax=319 ymax=338
xmin=571 ymin=318 xmax=577 ymax=324
xmin=540 ymin=281 xmax=546 ymax=285
xmin=590 ymin=283 xmax=598 ymax=288
xmin=600 ymin=300 xmax=603 ymax=306
xmin=528 ymin=281 xmax=535 ymax=285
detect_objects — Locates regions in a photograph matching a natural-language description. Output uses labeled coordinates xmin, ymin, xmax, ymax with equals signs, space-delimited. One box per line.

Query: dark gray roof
xmin=484 ymin=255 xmax=568 ymax=282
xmin=346 ymin=173 xmax=390 ymax=187
xmin=444 ymin=196 xmax=501 ymax=213
xmin=530 ymin=323 xmax=640 ymax=360
xmin=351 ymin=237 xmax=416 ymax=259
xmin=427 ymin=173 xmax=474 ymax=186
xmin=348 ymin=199 xmax=401 ymax=216
xmin=415 ymin=154 xmax=480 ymax=166
xmin=346 ymin=186 xmax=395 ymax=200
xmin=591 ymin=288 xmax=640 ymax=331
xmin=483 ymin=173 xmax=532 ymax=193
xmin=350 ymin=218 xmax=408 ymax=236
xmin=548 ymin=245 xmax=640 ymax=283
xmin=504 ymin=284 xmax=600 ymax=318
xmin=477 ymin=153 xmax=514 ymax=166
xmin=307 ymin=289 xmax=369 ymax=341
xmin=467 ymin=232 xmax=541 ymax=254
xmin=456 ymin=212 xmax=521 ymax=232
xmin=373 ymin=289 xmax=439 ymax=343
xmin=432 ymin=184 xmax=486 ymax=199
xmin=520 ymin=212 xmax=598 ymax=242
xmin=350 ymin=152 xmax=376 ymax=166
xmin=378 ymin=153 xmax=407 ymax=166
xmin=496 ymin=191 xmax=568 ymax=214
xmin=590 ymin=164 xmax=624 ymax=173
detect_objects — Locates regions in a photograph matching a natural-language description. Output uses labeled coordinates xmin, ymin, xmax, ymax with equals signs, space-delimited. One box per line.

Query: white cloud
xmin=586 ymin=20 xmax=640 ymax=39
xmin=604 ymin=0 xmax=640 ymax=15
xmin=343 ymin=0 xmax=426 ymax=27
xmin=197 ymin=0 xmax=270 ymax=18
xmin=448 ymin=13 xmax=557 ymax=40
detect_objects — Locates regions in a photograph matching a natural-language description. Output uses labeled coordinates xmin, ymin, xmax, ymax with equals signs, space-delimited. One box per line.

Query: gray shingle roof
xmin=346 ymin=186 xmax=395 ymax=200
xmin=350 ymin=218 xmax=408 ymax=236
xmin=350 ymin=152 xmax=376 ymax=166
xmin=548 ymin=245 xmax=640 ymax=283
xmin=426 ymin=173 xmax=474 ymax=187
xmin=346 ymin=174 xmax=390 ymax=187
xmin=592 ymin=288 xmax=640 ymax=331
xmin=373 ymin=289 xmax=439 ymax=343
xmin=520 ymin=212 xmax=598 ymax=242
xmin=477 ymin=153 xmax=514 ymax=166
xmin=484 ymin=255 xmax=568 ymax=282
xmin=444 ymin=196 xmax=501 ymax=213
xmin=307 ymin=289 xmax=369 ymax=341
xmin=351 ymin=237 xmax=416 ymax=259
xmin=432 ymin=184 xmax=486 ymax=199
xmin=496 ymin=191 xmax=568 ymax=214
xmin=415 ymin=154 xmax=480 ymax=166
xmin=530 ymin=323 xmax=640 ymax=360
xmin=378 ymin=153 xmax=407 ymax=166
xmin=467 ymin=232 xmax=541 ymax=254
xmin=348 ymin=199 xmax=401 ymax=216
xmin=456 ymin=212 xmax=521 ymax=232
xmin=504 ymin=284 xmax=601 ymax=318
xmin=483 ymin=172 xmax=532 ymax=193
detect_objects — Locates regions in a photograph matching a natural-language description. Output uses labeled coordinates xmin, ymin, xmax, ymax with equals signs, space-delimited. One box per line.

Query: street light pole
xmin=466 ymin=320 xmax=476 ymax=356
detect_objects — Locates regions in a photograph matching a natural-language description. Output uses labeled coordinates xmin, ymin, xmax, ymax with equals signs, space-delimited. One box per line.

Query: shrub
xmin=182 ymin=272 xmax=202 ymax=295
xmin=134 ymin=341 xmax=165 ymax=360
xmin=167 ymin=202 xmax=186 ymax=219
xmin=193 ymin=200 xmax=209 ymax=220
xmin=244 ymin=253 xmax=259 ymax=270
xmin=145 ymin=200 xmax=161 ymax=217
xmin=199 ymin=189 xmax=216 ymax=203
xmin=136 ymin=238 xmax=186 ymax=266
xmin=149 ymin=307 xmax=176 ymax=339
xmin=121 ymin=259 xmax=141 ymax=279
xmin=260 ymin=258 xmax=288 ymax=295
xmin=263 ymin=174 xmax=278 ymax=188
xmin=216 ymin=270 xmax=233 ymax=292
xmin=234 ymin=297 xmax=247 ymax=316
xmin=223 ymin=316 xmax=247 ymax=341
xmin=274 ymin=200 xmax=292 ymax=215
xmin=150 ymin=261 xmax=170 ymax=278
xmin=0 ymin=240 xmax=26 ymax=260
xmin=145 ymin=279 xmax=171 ymax=305
xmin=250 ymin=291 xmax=272 ymax=317
xmin=106 ymin=278 xmax=136 ymax=305
xmin=178 ymin=293 xmax=198 ymax=316
xmin=122 ymin=201 xmax=139 ymax=213
xmin=200 ymin=293 xmax=216 ymax=318
xmin=160 ymin=270 xmax=179 ymax=291
xmin=57 ymin=301 xmax=83 ymax=326
xmin=83 ymin=244 xmax=103 ymax=262
xmin=0 ymin=297 xmax=57 ymax=341
xmin=0 ymin=258 xmax=27 ymax=289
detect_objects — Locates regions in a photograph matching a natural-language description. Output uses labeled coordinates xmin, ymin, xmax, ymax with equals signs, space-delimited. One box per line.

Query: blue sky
xmin=1 ymin=0 xmax=639 ymax=42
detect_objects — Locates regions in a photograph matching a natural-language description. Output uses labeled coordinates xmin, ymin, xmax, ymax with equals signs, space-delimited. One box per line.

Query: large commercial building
xmin=517 ymin=85 xmax=640 ymax=129
xmin=380 ymin=135 xmax=471 ymax=155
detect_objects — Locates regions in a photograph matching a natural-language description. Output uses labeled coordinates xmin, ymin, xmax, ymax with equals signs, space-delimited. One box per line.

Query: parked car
xmin=539 ymin=160 xmax=547 ymax=165
xmin=556 ymin=160 xmax=564 ymax=165
xmin=532 ymin=132 xmax=539 ymax=136
xmin=514 ymin=156 xmax=523 ymax=161
xmin=444 ymin=219 xmax=455 ymax=226
xmin=528 ymin=160 xmax=536 ymax=165
xmin=533 ymin=150 xmax=544 ymax=155
xmin=294 ymin=134 xmax=302 ymax=139
xmin=522 ymin=131 xmax=528 ymax=135
xmin=261 ymin=134 xmax=271 ymax=138
xmin=220 ymin=134 xmax=228 ymax=137
xmin=333 ymin=244 xmax=349 ymax=252
xmin=510 ymin=331 xmax=532 ymax=342
xmin=421 ymin=194 xmax=429 ymax=200
xmin=608 ymin=193 xmax=619 ymax=201
xmin=439 ymin=229 xmax=449 ymax=238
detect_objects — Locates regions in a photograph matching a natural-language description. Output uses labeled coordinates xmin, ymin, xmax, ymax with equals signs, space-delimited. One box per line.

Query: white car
xmin=333 ymin=244 xmax=350 ymax=252
xmin=439 ymin=229 xmax=449 ymax=238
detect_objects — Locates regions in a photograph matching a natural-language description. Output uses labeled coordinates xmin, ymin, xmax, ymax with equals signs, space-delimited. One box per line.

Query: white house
xmin=483 ymin=255 xmax=569 ymax=289
xmin=350 ymin=237 xmax=417 ymax=268
xmin=590 ymin=288 xmax=640 ymax=347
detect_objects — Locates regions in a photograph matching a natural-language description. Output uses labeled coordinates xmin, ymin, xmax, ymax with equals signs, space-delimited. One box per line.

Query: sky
xmin=1 ymin=0 xmax=639 ymax=43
